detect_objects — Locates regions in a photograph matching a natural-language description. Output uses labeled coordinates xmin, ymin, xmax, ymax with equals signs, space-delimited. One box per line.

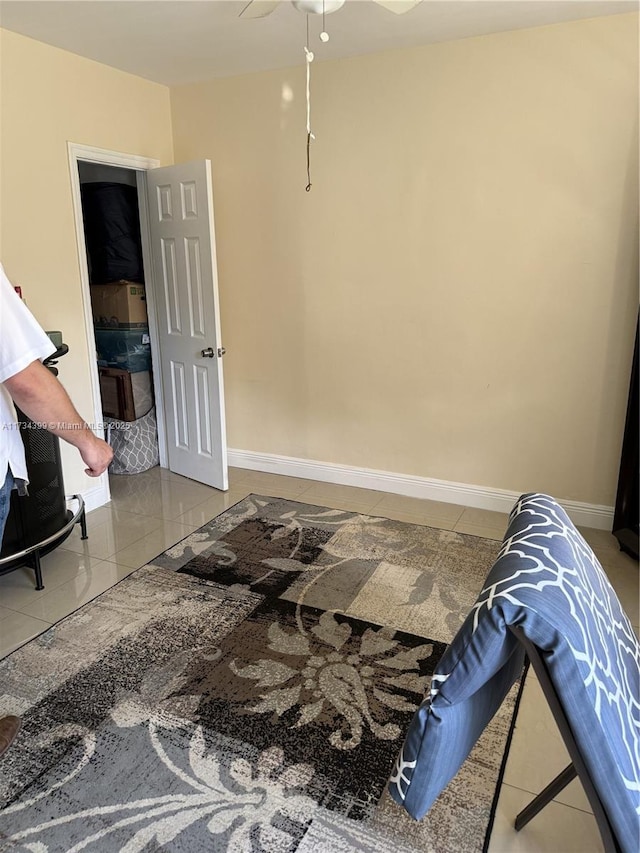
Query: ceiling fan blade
xmin=373 ymin=0 xmax=423 ymax=14
xmin=239 ymin=0 xmax=281 ymax=18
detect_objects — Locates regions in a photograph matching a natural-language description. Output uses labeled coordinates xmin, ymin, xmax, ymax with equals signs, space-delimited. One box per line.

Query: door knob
xmin=201 ymin=347 xmax=214 ymax=358
xmin=217 ymin=347 xmax=226 ymax=357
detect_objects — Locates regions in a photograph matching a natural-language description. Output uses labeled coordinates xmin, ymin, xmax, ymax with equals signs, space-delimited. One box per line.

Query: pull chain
xmin=304 ymin=14 xmax=314 ymax=192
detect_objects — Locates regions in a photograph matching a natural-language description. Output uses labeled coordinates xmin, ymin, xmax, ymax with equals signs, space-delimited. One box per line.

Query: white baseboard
xmin=78 ymin=480 xmax=110 ymax=513
xmin=228 ymin=448 xmax=615 ymax=531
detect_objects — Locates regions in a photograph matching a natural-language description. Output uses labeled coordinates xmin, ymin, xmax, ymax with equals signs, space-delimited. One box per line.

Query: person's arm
xmin=4 ymin=359 xmax=113 ymax=477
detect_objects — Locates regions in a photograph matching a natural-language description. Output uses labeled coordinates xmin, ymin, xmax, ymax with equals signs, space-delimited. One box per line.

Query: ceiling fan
xmin=240 ymin=1 xmax=423 ymax=19
xmin=239 ymin=0 xmax=424 ymax=191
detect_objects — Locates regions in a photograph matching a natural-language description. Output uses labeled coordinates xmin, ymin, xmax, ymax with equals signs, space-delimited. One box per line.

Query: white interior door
xmin=145 ymin=160 xmax=228 ymax=490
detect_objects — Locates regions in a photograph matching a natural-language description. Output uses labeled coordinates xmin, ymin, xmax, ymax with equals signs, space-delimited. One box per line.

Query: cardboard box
xmin=91 ymin=282 xmax=148 ymax=328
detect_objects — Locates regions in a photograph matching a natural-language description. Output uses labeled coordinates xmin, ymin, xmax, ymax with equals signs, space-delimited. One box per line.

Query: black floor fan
xmin=0 ymin=344 xmax=87 ymax=588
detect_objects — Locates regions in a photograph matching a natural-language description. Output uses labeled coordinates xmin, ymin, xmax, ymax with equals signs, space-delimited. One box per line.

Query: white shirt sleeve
xmin=0 ymin=264 xmax=56 ymax=381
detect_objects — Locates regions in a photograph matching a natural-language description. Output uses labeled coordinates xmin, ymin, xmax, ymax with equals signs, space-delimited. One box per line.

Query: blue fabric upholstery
xmin=388 ymin=493 xmax=640 ymax=852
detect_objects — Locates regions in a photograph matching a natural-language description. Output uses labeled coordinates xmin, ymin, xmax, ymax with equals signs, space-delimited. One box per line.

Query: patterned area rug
xmin=0 ymin=495 xmax=520 ymax=852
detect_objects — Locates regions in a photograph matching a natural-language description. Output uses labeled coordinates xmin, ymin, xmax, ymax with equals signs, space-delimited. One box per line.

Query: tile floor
xmin=0 ymin=465 xmax=638 ymax=852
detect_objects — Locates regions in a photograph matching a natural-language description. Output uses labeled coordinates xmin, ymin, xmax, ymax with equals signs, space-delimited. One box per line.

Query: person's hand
xmin=79 ymin=435 xmax=113 ymax=477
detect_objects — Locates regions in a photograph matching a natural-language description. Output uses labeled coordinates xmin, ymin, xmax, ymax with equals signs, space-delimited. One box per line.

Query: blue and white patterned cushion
xmin=388 ymin=493 xmax=640 ymax=852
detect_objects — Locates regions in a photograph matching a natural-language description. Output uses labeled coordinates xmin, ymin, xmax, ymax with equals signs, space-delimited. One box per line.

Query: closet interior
xmin=78 ymin=162 xmax=159 ymax=474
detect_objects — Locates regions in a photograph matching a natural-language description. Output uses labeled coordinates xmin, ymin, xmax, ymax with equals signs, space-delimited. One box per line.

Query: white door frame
xmin=67 ymin=142 xmax=166 ymax=509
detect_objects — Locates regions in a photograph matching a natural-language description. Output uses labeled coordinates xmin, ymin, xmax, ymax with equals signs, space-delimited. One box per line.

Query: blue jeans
xmin=0 ymin=466 xmax=14 ymax=545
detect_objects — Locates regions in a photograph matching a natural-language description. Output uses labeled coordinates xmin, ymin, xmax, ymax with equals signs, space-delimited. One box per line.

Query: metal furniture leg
xmin=0 ymin=495 xmax=87 ymax=590
xmin=515 ymin=764 xmax=577 ymax=830
xmin=79 ymin=504 xmax=88 ymax=540
xmin=31 ymin=548 xmax=44 ymax=591
xmin=509 ymin=627 xmax=621 ymax=853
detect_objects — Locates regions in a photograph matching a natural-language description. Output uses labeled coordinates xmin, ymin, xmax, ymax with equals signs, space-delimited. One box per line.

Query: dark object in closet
xmin=81 ymin=182 xmax=144 ymax=284
xmin=612 ymin=313 xmax=639 ymax=560
xmin=99 ymin=366 xmax=137 ymax=422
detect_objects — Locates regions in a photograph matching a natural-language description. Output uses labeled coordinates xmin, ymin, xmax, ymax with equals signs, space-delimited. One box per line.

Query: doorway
xmin=77 ymin=161 xmax=159 ymax=477
xmin=68 ymin=143 xmax=229 ymax=509
xmin=69 ymin=144 xmax=165 ymax=509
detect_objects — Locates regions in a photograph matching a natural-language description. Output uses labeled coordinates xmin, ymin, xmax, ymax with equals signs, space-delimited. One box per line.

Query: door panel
xmin=145 ymin=160 xmax=228 ymax=490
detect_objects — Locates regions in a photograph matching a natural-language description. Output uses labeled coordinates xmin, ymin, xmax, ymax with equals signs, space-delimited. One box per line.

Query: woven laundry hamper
xmin=105 ymin=407 xmax=159 ymax=474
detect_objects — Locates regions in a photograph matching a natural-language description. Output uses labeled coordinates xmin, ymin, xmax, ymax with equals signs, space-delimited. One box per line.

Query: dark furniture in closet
xmin=612 ymin=314 xmax=639 ymax=560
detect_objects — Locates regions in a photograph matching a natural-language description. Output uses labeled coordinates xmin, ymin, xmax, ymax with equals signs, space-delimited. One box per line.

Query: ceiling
xmin=0 ymin=0 xmax=636 ymax=86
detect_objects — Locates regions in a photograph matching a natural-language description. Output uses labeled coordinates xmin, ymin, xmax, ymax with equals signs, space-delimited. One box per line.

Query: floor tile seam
xmin=158 ymin=487 xmax=467 ymax=528
xmin=122 ymin=511 xmax=191 ymax=525
xmin=86 ymin=559 xmax=140 ymax=581
xmin=148 ymin=475 xmax=500 ymax=527
xmin=92 ymin=506 xmax=167 ymax=525
xmin=244 ymin=479 xmax=309 ymax=494
xmin=16 ymin=560 xmax=113 ymax=612
xmin=297 ymin=491 xmax=441 ymax=517
xmin=497 ymin=781 xmax=595 ymax=816
xmin=123 ymin=476 xmax=218 ymax=495
xmin=294 ymin=491 xmax=374 ymax=507
xmin=176 ymin=504 xmax=250 ymax=526
xmin=312 ymin=502 xmax=386 ymax=516
xmin=0 ymin=602 xmax=53 ymax=623
xmin=452 ymin=523 xmax=505 ymax=539
xmin=96 ymin=557 xmax=133 ymax=569
xmin=0 ymin=559 xmax=89 ymax=602
xmin=105 ymin=498 xmax=163 ymax=515
xmin=252 ymin=488 xmax=314 ymax=500
xmin=295 ymin=482 xmax=383 ymax=500
xmin=111 ymin=485 xmax=211 ymax=502
xmin=61 ymin=524 xmax=165 ymax=560
xmin=353 ymin=505 xmax=390 ymax=517
xmin=442 ymin=504 xmax=467 ymax=526
xmin=288 ymin=480 xmax=325 ymax=496
xmin=135 ymin=501 xmax=211 ymax=518
xmin=368 ymin=492 xmax=466 ymax=530
xmin=453 ymin=514 xmax=507 ymax=527
xmin=98 ymin=518 xmax=183 ymax=555
xmin=115 ymin=516 xmax=200 ymax=531
xmin=110 ymin=527 xmax=199 ymax=567
xmin=452 ymin=533 xmax=505 ymax=543
xmin=59 ymin=543 xmax=117 ymax=563
xmin=372 ymin=499 xmax=467 ymax=526
xmin=360 ymin=491 xmax=386 ymax=512
xmin=102 ymin=555 xmax=145 ymax=571
xmin=18 ymin=573 xmax=126 ymax=620
xmin=366 ymin=511 xmax=457 ymax=529
xmin=288 ymin=491 xmax=383 ymax=510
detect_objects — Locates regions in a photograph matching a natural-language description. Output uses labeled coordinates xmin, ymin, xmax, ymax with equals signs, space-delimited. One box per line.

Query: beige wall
xmin=0 ymin=29 xmax=174 ymax=493
xmin=1 ymin=16 xmax=636 ymax=508
xmin=171 ymin=13 xmax=639 ymax=507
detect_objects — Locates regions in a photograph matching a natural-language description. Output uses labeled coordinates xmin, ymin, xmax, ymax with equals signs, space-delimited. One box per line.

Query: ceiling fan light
xmin=292 ymin=0 xmax=346 ymax=14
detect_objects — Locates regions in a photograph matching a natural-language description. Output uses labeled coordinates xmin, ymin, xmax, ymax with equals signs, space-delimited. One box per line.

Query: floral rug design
xmin=0 ymin=494 xmax=518 ymax=852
